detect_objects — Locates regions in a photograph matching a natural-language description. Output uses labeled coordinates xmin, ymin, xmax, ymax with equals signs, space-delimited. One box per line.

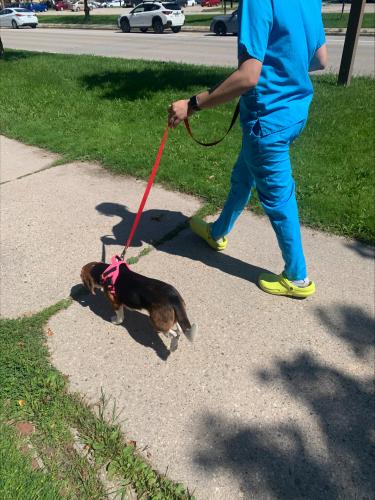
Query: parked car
xmin=210 ymin=9 xmax=237 ymax=35
xmin=201 ymin=0 xmax=220 ymax=6
xmin=24 ymin=2 xmax=48 ymax=12
xmin=102 ymin=0 xmax=138 ymax=6
xmin=106 ymin=0 xmax=123 ymax=6
xmin=118 ymin=1 xmax=185 ymax=33
xmin=0 ymin=7 xmax=38 ymax=28
xmin=71 ymin=1 xmax=93 ymax=10
xmin=54 ymin=1 xmax=71 ymax=10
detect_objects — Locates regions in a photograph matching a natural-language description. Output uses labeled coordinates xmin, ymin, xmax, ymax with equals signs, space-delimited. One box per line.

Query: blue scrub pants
xmin=211 ymin=120 xmax=307 ymax=281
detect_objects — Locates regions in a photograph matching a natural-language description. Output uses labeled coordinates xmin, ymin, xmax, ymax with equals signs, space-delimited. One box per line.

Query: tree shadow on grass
xmin=195 ymin=351 xmax=374 ymax=499
xmin=316 ymin=303 xmax=375 ymax=359
xmin=80 ymin=66 xmax=230 ymax=101
xmin=2 ymin=50 xmax=41 ymax=63
xmin=71 ymin=284 xmax=170 ymax=361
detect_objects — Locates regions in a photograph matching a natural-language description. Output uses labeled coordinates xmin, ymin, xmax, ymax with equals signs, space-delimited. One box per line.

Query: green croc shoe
xmin=189 ymin=216 xmax=228 ymax=251
xmin=258 ymin=272 xmax=316 ymax=298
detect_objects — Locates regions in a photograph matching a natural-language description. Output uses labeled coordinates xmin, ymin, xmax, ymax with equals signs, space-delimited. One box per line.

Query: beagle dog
xmin=80 ymin=259 xmax=197 ymax=352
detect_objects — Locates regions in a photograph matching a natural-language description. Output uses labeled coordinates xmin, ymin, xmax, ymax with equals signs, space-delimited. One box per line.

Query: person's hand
xmin=168 ymin=99 xmax=190 ymax=128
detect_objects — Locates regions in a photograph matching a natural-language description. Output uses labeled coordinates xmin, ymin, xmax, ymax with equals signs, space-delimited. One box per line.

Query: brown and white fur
xmin=80 ymin=262 xmax=197 ymax=351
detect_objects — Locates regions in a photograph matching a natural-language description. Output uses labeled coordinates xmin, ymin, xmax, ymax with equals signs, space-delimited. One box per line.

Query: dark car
xmin=210 ymin=9 xmax=237 ymax=36
xmin=24 ymin=2 xmax=48 ymax=11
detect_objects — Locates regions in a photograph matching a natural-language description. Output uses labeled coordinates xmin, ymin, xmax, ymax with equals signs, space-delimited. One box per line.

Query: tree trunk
xmin=84 ymin=0 xmax=90 ymax=21
xmin=341 ymin=1 xmax=346 ymax=18
xmin=0 ymin=37 xmax=4 ymax=59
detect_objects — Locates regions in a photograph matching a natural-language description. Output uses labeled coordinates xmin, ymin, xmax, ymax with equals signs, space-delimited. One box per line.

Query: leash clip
xmin=120 ymin=246 xmax=127 ymax=260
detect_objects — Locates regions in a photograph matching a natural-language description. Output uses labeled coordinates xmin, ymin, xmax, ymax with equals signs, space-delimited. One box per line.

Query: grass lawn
xmin=38 ymin=12 xmax=375 ymax=28
xmin=39 ymin=14 xmax=118 ymax=24
xmin=323 ymin=12 xmax=375 ymax=29
xmin=0 ymin=50 xmax=374 ymax=243
xmin=0 ymin=302 xmax=193 ymax=499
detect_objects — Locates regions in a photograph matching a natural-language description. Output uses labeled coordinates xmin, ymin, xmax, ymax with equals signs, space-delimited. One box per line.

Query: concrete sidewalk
xmin=1 ymin=136 xmax=374 ymax=499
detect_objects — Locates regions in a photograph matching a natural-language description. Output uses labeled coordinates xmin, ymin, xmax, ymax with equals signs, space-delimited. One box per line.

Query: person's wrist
xmin=188 ymin=95 xmax=201 ymax=114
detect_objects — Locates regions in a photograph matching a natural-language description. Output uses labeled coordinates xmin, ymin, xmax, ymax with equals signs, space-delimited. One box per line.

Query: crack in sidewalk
xmin=0 ymin=158 xmax=70 ymax=186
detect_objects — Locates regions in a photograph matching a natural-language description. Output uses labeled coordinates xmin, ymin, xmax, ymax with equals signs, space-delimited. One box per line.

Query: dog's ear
xmin=80 ymin=263 xmax=97 ymax=295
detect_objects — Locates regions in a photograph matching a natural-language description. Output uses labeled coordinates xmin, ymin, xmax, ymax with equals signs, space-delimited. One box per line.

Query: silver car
xmin=210 ymin=9 xmax=237 ymax=36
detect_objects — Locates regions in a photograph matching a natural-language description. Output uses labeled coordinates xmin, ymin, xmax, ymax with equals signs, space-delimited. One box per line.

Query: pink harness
xmin=101 ymin=255 xmax=130 ymax=295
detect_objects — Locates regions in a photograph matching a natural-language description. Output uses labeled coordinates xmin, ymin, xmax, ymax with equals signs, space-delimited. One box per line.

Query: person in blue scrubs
xmin=168 ymin=0 xmax=327 ymax=298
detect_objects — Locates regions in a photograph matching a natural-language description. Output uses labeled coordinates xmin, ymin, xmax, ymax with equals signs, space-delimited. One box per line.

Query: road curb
xmin=37 ymin=24 xmax=375 ymax=36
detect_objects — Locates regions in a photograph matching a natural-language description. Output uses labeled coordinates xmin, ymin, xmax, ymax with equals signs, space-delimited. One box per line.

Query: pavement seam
xmin=0 ymin=159 xmax=69 ymax=186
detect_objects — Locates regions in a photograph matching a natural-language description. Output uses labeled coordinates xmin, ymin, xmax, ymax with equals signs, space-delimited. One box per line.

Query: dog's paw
xmin=111 ymin=316 xmax=123 ymax=325
xmin=186 ymin=323 xmax=198 ymax=342
xmin=170 ymin=336 xmax=179 ymax=352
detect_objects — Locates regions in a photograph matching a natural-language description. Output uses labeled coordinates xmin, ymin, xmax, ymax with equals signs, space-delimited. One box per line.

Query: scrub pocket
xmin=249 ymin=119 xmax=306 ymax=148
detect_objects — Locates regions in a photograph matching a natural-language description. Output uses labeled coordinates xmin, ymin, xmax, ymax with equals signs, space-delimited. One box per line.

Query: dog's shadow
xmin=71 ymin=284 xmax=170 ymax=361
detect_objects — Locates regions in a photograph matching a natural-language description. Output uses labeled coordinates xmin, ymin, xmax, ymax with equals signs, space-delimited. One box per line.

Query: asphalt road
xmin=2 ymin=28 xmax=375 ymax=75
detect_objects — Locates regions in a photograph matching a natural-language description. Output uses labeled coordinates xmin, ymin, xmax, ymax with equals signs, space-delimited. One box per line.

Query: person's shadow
xmin=71 ymin=284 xmax=170 ymax=361
xmin=97 ymin=201 xmax=189 ymax=251
xmin=97 ymin=202 xmax=269 ymax=287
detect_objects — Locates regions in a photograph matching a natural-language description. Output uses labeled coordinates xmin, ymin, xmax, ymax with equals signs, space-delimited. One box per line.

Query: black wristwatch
xmin=188 ymin=95 xmax=201 ymax=113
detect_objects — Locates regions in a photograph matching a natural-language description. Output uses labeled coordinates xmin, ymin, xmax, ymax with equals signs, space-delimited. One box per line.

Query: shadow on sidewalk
xmin=70 ymin=285 xmax=170 ymax=361
xmin=194 ymin=348 xmax=374 ymax=499
xmin=96 ymin=201 xmax=189 ymax=251
xmin=97 ymin=202 xmax=269 ymax=286
xmin=316 ymin=303 xmax=375 ymax=359
xmin=344 ymin=240 xmax=375 ymax=261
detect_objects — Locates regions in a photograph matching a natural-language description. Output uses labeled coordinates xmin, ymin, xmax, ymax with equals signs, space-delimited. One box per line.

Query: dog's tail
xmin=172 ymin=297 xmax=197 ymax=342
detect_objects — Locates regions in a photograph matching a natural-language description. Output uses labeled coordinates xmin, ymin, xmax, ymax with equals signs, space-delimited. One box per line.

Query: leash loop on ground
xmin=184 ymin=102 xmax=240 ymax=147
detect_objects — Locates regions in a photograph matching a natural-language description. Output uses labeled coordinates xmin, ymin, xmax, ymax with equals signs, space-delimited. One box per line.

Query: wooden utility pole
xmin=338 ymin=0 xmax=366 ymax=86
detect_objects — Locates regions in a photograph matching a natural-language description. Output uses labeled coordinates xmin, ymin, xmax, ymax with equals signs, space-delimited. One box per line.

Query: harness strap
xmin=101 ymin=255 xmax=129 ymax=295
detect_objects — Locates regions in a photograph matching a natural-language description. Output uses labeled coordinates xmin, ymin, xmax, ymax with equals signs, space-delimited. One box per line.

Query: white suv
xmin=118 ymin=1 xmax=185 ymax=34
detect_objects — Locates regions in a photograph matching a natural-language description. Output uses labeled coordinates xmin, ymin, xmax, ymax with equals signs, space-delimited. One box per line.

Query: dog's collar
xmin=100 ymin=255 xmax=129 ymax=295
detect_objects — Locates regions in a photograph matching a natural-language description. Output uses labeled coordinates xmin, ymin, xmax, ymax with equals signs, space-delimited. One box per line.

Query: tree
xmin=84 ymin=0 xmax=90 ymax=21
xmin=0 ymin=37 xmax=4 ymax=59
xmin=338 ymin=0 xmax=366 ymax=85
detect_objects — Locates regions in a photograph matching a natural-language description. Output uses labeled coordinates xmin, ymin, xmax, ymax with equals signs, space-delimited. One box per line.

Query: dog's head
xmin=80 ymin=262 xmax=100 ymax=295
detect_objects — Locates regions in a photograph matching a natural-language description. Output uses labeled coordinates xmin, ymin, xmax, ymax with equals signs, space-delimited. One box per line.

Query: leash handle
xmin=123 ymin=125 xmax=169 ymax=255
xmin=184 ymin=102 xmax=240 ymax=147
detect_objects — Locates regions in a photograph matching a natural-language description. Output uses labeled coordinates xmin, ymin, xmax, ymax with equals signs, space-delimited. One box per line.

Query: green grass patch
xmin=0 ymin=50 xmax=373 ymax=243
xmin=38 ymin=12 xmax=375 ymax=28
xmin=0 ymin=422 xmax=62 ymax=499
xmin=0 ymin=302 xmax=193 ymax=499
xmin=39 ymin=14 xmax=118 ymax=24
xmin=323 ymin=12 xmax=375 ymax=29
xmin=185 ymin=14 xmax=214 ymax=25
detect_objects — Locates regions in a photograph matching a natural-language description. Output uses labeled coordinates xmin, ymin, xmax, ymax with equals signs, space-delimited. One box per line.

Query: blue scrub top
xmin=238 ymin=0 xmax=326 ymax=135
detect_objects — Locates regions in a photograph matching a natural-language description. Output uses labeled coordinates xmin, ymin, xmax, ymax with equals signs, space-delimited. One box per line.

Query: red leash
xmin=118 ymin=103 xmax=238 ymax=260
xmin=120 ymin=125 xmax=169 ymax=259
